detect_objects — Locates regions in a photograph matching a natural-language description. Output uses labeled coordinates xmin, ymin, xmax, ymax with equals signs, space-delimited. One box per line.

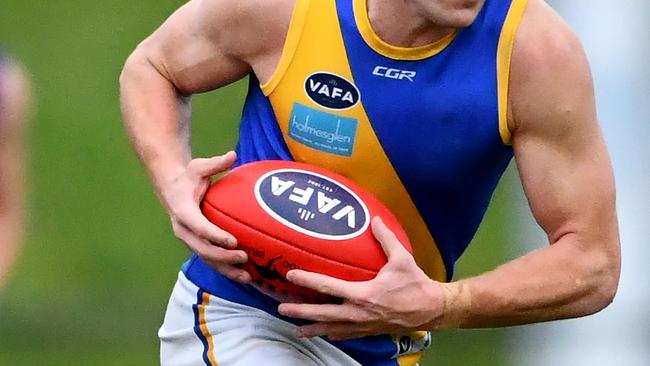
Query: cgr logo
xmin=305 ymin=72 xmax=360 ymax=110
xmin=372 ymin=66 xmax=416 ymax=82
xmin=254 ymin=169 xmax=370 ymax=240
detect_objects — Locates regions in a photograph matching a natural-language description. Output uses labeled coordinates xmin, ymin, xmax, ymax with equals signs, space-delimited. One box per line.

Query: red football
xmin=201 ymin=160 xmax=411 ymax=303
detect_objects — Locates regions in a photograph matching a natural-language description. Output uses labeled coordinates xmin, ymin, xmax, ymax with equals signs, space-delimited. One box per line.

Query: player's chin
xmin=440 ymin=0 xmax=484 ymax=27
xmin=444 ymin=8 xmax=481 ymax=27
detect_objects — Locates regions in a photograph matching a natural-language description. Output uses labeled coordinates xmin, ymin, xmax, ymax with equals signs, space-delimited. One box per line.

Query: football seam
xmin=203 ymin=201 xmax=379 ymax=275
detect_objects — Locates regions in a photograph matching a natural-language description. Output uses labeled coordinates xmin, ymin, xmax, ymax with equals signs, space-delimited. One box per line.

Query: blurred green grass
xmin=0 ymin=1 xmax=519 ymax=365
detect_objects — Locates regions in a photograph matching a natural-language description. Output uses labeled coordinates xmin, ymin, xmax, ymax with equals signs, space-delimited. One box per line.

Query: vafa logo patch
xmin=304 ymin=72 xmax=360 ymax=110
xmin=254 ymin=169 xmax=370 ymax=240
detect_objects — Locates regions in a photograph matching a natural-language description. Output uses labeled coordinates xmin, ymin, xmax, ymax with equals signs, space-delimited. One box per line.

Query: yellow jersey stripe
xmin=261 ymin=0 xmax=311 ymax=95
xmin=398 ymin=352 xmax=424 ymax=366
xmin=496 ymin=0 xmax=529 ymax=145
xmin=266 ymin=0 xmax=447 ymax=281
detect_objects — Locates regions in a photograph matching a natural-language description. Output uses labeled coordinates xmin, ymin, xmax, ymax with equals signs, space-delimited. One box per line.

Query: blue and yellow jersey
xmin=184 ymin=0 xmax=528 ymax=364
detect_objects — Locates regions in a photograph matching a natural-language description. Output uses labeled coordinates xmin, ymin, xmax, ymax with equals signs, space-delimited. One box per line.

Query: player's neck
xmin=367 ymin=0 xmax=457 ymax=48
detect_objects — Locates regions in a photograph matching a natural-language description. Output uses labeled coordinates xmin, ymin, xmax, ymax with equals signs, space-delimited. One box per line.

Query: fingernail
xmin=285 ymin=270 xmax=297 ymax=282
xmin=237 ymin=274 xmax=249 ymax=283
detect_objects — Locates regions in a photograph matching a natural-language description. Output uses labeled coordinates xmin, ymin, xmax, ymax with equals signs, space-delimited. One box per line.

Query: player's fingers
xmin=296 ymin=322 xmax=374 ymax=340
xmin=174 ymin=223 xmax=246 ymax=265
xmin=199 ymin=245 xmax=248 ymax=267
xmin=180 ymin=208 xmax=237 ymax=248
xmin=285 ymin=270 xmax=357 ymax=300
xmin=175 ymin=225 xmax=251 ymax=283
xmin=211 ymin=262 xmax=252 ymax=284
xmin=371 ymin=216 xmax=408 ymax=261
xmin=187 ymin=151 xmax=237 ymax=178
xmin=278 ymin=303 xmax=366 ymax=323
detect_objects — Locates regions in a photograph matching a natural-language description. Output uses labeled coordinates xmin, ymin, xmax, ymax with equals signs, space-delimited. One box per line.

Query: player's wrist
xmin=434 ymin=281 xmax=473 ymax=330
xmin=152 ymin=165 xmax=190 ymax=204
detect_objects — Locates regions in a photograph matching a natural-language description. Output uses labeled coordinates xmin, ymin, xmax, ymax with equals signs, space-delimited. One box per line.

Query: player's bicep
xmin=509 ymin=5 xmax=617 ymax=248
xmin=131 ymin=0 xmax=251 ymax=95
xmin=514 ymin=118 xmax=615 ymax=246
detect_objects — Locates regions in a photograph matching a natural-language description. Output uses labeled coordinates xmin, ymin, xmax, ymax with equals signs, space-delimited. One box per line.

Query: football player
xmin=120 ymin=0 xmax=620 ymax=364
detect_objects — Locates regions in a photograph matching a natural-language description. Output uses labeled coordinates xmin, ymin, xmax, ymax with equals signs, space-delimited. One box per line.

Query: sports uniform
xmin=160 ymin=0 xmax=528 ymax=365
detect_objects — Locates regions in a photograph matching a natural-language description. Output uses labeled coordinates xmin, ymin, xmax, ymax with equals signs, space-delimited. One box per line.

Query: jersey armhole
xmin=259 ymin=0 xmax=310 ymax=96
xmin=496 ymin=0 xmax=529 ymax=145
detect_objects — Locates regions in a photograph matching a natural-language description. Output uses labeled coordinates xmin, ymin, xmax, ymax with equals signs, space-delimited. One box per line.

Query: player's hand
xmin=278 ymin=217 xmax=445 ymax=340
xmin=161 ymin=151 xmax=251 ymax=284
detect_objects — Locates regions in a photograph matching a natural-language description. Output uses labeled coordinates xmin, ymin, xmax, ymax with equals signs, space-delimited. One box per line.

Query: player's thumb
xmin=189 ymin=151 xmax=237 ymax=177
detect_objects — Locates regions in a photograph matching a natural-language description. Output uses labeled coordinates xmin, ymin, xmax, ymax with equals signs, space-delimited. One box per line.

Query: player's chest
xmin=268 ymin=66 xmax=500 ymax=182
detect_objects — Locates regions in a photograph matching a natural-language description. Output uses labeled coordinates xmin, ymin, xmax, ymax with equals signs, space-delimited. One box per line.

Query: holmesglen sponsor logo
xmin=254 ymin=169 xmax=370 ymax=240
xmin=292 ymin=118 xmax=350 ymax=144
xmin=304 ymin=72 xmax=360 ymax=110
xmin=288 ymin=103 xmax=358 ymax=157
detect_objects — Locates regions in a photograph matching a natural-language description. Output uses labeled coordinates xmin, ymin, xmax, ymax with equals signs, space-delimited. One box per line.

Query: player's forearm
xmin=435 ymin=233 xmax=620 ymax=329
xmin=119 ymin=48 xmax=192 ymax=197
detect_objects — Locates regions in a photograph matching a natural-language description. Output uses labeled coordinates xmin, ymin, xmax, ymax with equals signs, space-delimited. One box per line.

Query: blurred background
xmin=0 ymin=1 xmax=647 ymax=365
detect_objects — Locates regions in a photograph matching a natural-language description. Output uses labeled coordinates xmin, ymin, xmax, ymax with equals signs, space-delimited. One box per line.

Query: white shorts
xmin=159 ymin=272 xmax=363 ymax=366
